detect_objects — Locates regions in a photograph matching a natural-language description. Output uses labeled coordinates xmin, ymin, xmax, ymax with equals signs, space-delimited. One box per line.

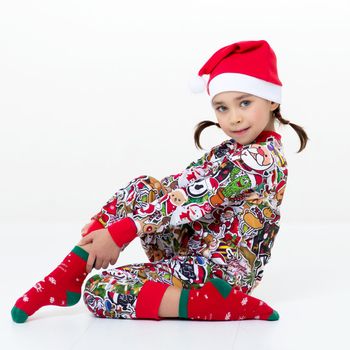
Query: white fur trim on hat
xmin=209 ymin=73 xmax=282 ymax=104
xmin=188 ymin=74 xmax=208 ymax=93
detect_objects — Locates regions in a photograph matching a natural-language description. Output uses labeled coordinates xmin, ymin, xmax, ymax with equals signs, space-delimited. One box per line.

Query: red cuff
xmin=107 ymin=217 xmax=138 ymax=248
xmin=134 ymin=280 xmax=170 ymax=320
xmin=82 ymin=219 xmax=105 ymax=237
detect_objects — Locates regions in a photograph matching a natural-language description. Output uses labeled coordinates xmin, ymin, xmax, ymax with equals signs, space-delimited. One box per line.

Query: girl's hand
xmin=79 ymin=228 xmax=121 ymax=274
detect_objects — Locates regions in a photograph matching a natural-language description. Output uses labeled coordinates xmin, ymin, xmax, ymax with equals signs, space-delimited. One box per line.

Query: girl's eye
xmin=216 ymin=106 xmax=227 ymax=112
xmin=241 ymin=100 xmax=251 ymax=107
xmin=216 ymin=100 xmax=251 ymax=112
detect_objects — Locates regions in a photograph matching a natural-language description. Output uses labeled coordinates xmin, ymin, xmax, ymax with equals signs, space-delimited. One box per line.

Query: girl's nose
xmin=229 ymin=112 xmax=243 ymax=125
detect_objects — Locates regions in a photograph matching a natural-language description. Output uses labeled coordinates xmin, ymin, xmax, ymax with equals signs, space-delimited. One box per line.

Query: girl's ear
xmin=270 ymin=102 xmax=279 ymax=111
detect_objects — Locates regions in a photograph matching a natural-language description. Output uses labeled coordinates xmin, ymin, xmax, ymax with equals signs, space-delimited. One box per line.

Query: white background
xmin=0 ymin=1 xmax=349 ymax=349
xmin=1 ymin=0 xmax=348 ymax=225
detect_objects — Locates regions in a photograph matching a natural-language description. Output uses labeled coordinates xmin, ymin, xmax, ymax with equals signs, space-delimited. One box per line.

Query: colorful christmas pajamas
xmin=82 ymin=130 xmax=288 ymax=319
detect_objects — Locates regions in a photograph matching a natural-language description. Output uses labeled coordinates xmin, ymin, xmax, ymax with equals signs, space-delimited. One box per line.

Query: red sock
xmin=11 ymin=246 xmax=89 ymax=323
xmin=179 ymin=278 xmax=279 ymax=321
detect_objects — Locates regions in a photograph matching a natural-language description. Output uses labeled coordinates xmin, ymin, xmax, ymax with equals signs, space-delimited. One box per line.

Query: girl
xmin=11 ymin=39 xmax=309 ymax=323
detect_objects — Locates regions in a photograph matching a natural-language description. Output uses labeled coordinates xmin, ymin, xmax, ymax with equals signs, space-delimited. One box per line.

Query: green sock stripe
xmin=66 ymin=291 xmax=81 ymax=306
xmin=178 ymin=288 xmax=190 ymax=319
xmin=72 ymin=246 xmax=89 ymax=261
xmin=208 ymin=278 xmax=232 ymax=298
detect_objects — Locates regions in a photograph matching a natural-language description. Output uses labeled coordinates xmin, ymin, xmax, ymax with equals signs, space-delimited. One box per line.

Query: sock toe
xmin=267 ymin=309 xmax=280 ymax=321
xmin=11 ymin=306 xmax=29 ymax=323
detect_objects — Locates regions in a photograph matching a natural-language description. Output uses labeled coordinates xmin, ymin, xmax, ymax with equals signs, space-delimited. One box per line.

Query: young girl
xmin=11 ymin=39 xmax=308 ymax=323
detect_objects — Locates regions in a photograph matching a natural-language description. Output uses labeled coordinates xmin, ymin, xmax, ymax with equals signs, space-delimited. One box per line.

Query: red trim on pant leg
xmin=134 ymin=280 xmax=171 ymax=320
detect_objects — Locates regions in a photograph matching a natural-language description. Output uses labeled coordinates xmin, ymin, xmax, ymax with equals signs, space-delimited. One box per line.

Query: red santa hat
xmin=188 ymin=39 xmax=282 ymax=104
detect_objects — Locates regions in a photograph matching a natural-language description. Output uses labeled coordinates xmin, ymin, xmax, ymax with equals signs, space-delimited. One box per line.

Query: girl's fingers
xmin=110 ymin=250 xmax=120 ymax=266
xmin=102 ymin=260 xmax=110 ymax=269
xmin=94 ymin=257 xmax=103 ymax=270
xmin=80 ymin=233 xmax=93 ymax=245
xmin=86 ymin=252 xmax=96 ymax=273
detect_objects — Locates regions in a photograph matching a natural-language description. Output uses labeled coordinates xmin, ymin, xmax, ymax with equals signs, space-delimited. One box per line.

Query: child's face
xmin=211 ymin=91 xmax=279 ymax=145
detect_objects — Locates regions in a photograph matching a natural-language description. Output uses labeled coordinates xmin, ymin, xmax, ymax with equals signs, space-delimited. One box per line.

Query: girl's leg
xmin=158 ymin=285 xmax=181 ymax=317
xmin=83 ymin=255 xmax=279 ymax=321
xmin=82 ymin=254 xmax=212 ymax=319
xmin=10 ymin=174 xmax=165 ymax=324
xmin=154 ymin=279 xmax=280 ymax=321
xmin=10 ymin=173 xmax=170 ymax=324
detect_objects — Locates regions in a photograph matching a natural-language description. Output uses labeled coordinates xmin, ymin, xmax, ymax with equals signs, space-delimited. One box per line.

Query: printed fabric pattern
xmin=83 ymin=131 xmax=288 ymax=319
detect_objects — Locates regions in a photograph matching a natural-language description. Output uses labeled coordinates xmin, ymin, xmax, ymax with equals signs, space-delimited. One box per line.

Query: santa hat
xmin=188 ymin=40 xmax=282 ymax=104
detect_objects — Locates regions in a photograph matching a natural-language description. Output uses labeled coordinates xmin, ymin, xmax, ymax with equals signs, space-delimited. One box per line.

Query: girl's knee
xmin=82 ymin=273 xmax=104 ymax=315
xmin=81 ymin=270 xmax=138 ymax=319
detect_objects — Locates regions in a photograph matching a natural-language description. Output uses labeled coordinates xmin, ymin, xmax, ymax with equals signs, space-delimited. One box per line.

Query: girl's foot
xmin=11 ymin=246 xmax=89 ymax=323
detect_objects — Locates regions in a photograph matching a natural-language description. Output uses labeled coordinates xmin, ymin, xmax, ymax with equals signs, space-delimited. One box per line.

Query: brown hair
xmin=193 ymin=105 xmax=309 ymax=153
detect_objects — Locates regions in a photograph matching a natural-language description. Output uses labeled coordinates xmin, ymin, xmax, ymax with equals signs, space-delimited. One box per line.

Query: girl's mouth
xmin=232 ymin=127 xmax=250 ymax=135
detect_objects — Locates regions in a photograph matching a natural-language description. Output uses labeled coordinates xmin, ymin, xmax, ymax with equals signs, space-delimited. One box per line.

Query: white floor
xmin=0 ymin=220 xmax=347 ymax=349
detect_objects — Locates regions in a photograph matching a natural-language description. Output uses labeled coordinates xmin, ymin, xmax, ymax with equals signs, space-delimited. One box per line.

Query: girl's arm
xmin=106 ymin=142 xmax=276 ymax=250
xmin=82 ymin=140 xmax=224 ymax=235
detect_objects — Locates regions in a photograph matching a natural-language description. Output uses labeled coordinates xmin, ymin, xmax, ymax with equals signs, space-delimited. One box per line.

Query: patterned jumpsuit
xmin=82 ymin=130 xmax=288 ymax=319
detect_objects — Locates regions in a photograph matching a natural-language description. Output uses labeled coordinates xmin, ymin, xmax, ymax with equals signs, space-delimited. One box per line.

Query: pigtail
xmin=194 ymin=120 xmax=221 ymax=150
xmin=273 ymin=106 xmax=310 ymax=153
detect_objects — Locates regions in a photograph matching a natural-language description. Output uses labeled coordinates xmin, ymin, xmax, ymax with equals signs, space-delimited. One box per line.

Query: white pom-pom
xmin=188 ymin=74 xmax=207 ymax=93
